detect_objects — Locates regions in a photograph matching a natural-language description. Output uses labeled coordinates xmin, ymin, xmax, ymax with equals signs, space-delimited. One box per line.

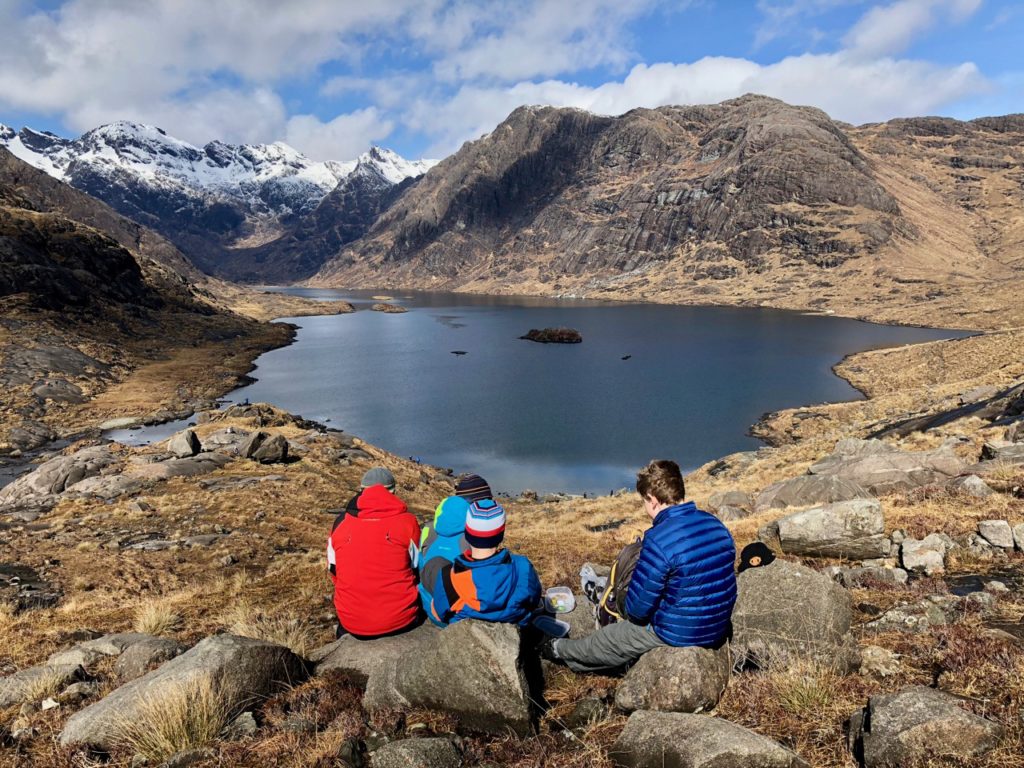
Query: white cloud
xmin=285 ymin=108 xmax=395 ymax=160
xmin=843 ymin=0 xmax=982 ymax=58
xmin=414 ymin=52 xmax=987 ymax=155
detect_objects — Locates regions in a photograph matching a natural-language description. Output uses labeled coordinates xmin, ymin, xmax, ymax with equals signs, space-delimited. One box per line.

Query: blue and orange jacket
xmin=418 ymin=496 xmax=470 ymax=623
xmin=430 ymin=549 xmax=541 ymax=627
xmin=625 ymin=502 xmax=737 ymax=647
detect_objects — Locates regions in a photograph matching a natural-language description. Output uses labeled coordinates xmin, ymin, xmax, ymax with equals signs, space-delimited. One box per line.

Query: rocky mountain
xmin=0 ymin=122 xmax=435 ymax=280
xmin=311 ymin=95 xmax=1024 ymax=330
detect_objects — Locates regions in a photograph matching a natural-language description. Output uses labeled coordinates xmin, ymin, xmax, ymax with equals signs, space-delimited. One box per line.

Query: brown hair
xmin=636 ymin=459 xmax=686 ymax=505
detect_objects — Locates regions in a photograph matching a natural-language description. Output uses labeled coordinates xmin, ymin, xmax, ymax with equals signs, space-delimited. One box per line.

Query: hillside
xmin=0 ymin=147 xmax=347 ymax=456
xmin=311 ymin=95 xmax=1024 ymax=331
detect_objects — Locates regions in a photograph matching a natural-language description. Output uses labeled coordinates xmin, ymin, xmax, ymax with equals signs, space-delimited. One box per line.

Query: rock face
xmin=519 ymin=328 xmax=582 ymax=344
xmin=776 ymin=499 xmax=888 ymax=559
xmin=848 ymin=686 xmax=1003 ymax=767
xmin=755 ymin=475 xmax=872 ymax=512
xmin=612 ymin=711 xmax=809 ymax=768
xmin=614 ymin=644 xmax=731 ymax=713
xmin=60 ymin=634 xmax=309 ymax=750
xmin=808 ymin=438 xmax=966 ymax=495
xmin=732 ymin=560 xmax=859 ymax=672
xmin=370 ymin=737 xmax=461 ymax=768
xmin=363 ymin=621 xmax=533 ymax=736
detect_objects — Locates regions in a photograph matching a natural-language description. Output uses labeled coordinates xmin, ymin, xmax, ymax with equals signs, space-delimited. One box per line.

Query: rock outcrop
xmin=755 ymin=475 xmax=872 ymax=512
xmin=848 ymin=686 xmax=1003 ymax=767
xmin=732 ymin=560 xmax=859 ymax=672
xmin=60 ymin=634 xmax=309 ymax=750
xmin=612 ymin=711 xmax=809 ymax=768
xmin=808 ymin=438 xmax=966 ymax=495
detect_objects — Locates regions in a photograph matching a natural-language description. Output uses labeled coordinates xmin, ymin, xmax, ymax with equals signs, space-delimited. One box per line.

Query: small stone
xmin=57 ymin=681 xmax=99 ymax=704
xmin=859 ymin=646 xmax=900 ymax=679
xmin=219 ymin=554 xmax=237 ymax=567
xmin=40 ymin=698 xmax=59 ymax=711
xmin=565 ymin=697 xmax=607 ymax=730
xmin=222 ymin=711 xmax=258 ymax=740
xmin=901 ymin=534 xmax=947 ymax=576
xmin=952 ymin=475 xmax=995 ymax=498
xmin=985 ymin=580 xmax=1010 ymax=594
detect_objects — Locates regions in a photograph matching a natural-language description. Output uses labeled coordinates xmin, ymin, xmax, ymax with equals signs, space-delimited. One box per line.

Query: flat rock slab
xmin=615 ymin=643 xmax=731 ymax=713
xmin=363 ymin=621 xmax=533 ymax=736
xmin=809 ymin=438 xmax=966 ymax=495
xmin=114 ymin=637 xmax=187 ymax=681
xmin=776 ymin=499 xmax=888 ymax=559
xmin=313 ymin=624 xmax=439 ymax=687
xmin=849 ymin=685 xmax=1003 ymax=767
xmin=125 ymin=453 xmax=230 ymax=480
xmin=60 ymin=634 xmax=308 ymax=750
xmin=978 ymin=520 xmax=1015 ymax=549
xmin=612 ymin=711 xmax=809 ymax=768
xmin=755 ymin=475 xmax=872 ymax=512
xmin=0 ymin=663 xmax=83 ymax=708
xmin=732 ymin=560 xmax=859 ymax=672
xmin=370 ymin=737 xmax=462 ymax=768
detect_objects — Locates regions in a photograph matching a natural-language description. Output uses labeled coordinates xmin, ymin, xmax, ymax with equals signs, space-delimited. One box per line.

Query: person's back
xmin=625 ymin=501 xmax=736 ymax=647
xmin=328 ymin=482 xmax=421 ymax=638
xmin=418 ymin=495 xmax=470 ymax=620
xmin=430 ymin=499 xmax=541 ymax=626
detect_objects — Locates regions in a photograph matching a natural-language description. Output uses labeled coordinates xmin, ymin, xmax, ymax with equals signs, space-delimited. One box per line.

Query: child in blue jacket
xmin=419 ymin=495 xmax=470 ymax=623
xmin=430 ymin=499 xmax=541 ymax=626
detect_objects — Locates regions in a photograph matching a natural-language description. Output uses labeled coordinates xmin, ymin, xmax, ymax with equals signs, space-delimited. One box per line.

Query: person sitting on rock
xmin=454 ymin=473 xmax=494 ymax=503
xmin=327 ymin=468 xmax=422 ymax=639
xmin=543 ymin=459 xmax=737 ymax=673
xmin=418 ymin=495 xmax=471 ymax=623
xmin=430 ymin=498 xmax=542 ymax=626
xmin=334 ymin=467 xmax=397 ymax=521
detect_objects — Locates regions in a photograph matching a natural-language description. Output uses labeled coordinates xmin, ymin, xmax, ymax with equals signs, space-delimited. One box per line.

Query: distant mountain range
xmin=0 ymin=121 xmax=435 ymax=281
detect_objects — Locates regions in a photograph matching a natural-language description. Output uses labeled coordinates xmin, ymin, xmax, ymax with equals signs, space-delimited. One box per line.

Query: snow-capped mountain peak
xmin=359 ymin=146 xmax=438 ymax=185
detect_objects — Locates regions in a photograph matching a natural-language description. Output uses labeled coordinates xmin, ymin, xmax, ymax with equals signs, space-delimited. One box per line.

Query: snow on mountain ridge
xmin=0 ymin=121 xmax=433 ymax=215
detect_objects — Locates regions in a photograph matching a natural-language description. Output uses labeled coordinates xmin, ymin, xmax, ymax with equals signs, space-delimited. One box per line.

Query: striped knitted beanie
xmin=455 ymin=473 xmax=493 ymax=502
xmin=464 ymin=498 xmax=506 ymax=549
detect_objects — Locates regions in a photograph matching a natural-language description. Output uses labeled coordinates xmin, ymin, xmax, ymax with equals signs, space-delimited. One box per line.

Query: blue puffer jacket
xmin=625 ymin=502 xmax=737 ymax=647
xmin=431 ymin=549 xmax=541 ymax=627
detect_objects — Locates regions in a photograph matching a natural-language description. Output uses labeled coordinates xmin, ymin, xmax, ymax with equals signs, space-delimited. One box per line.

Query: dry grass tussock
xmin=221 ymin=602 xmax=317 ymax=658
xmin=113 ymin=676 xmax=229 ymax=762
xmin=8 ymin=666 xmax=74 ymax=704
xmin=132 ymin=599 xmax=182 ymax=636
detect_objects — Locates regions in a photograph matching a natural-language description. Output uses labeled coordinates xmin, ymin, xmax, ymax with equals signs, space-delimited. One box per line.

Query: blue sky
xmin=0 ymin=0 xmax=1020 ymax=161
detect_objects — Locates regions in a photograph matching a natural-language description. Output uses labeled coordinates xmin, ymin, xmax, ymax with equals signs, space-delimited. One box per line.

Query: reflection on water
xmin=112 ymin=289 xmax=968 ymax=495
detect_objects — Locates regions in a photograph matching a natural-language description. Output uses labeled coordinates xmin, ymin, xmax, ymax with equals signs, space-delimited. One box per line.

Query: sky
xmin=0 ymin=0 xmax=1020 ymax=162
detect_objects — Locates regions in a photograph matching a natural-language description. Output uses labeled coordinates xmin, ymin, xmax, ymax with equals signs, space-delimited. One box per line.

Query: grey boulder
xmin=312 ymin=624 xmax=439 ymax=687
xmin=611 ymin=711 xmax=808 ymax=768
xmin=732 ymin=560 xmax=859 ymax=672
xmin=977 ymin=520 xmax=1015 ymax=549
xmin=370 ymin=737 xmax=462 ymax=768
xmin=848 ymin=686 xmax=1003 ymax=767
xmin=363 ymin=621 xmax=533 ymax=736
xmin=950 ymin=474 xmax=995 ymax=498
xmin=126 ymin=452 xmax=230 ymax=480
xmin=900 ymin=534 xmax=951 ymax=576
xmin=252 ymin=434 xmax=289 ymax=464
xmin=776 ymin=499 xmax=888 ymax=559
xmin=614 ymin=643 xmax=731 ymax=713
xmin=708 ymin=491 xmax=754 ymax=521
xmin=755 ymin=475 xmax=872 ymax=512
xmin=59 ymin=634 xmax=308 ymax=750
xmin=167 ymin=429 xmax=201 ymax=458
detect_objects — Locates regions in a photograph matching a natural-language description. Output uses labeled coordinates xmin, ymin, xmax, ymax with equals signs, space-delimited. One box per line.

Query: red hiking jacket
xmin=327 ymin=484 xmax=421 ymax=637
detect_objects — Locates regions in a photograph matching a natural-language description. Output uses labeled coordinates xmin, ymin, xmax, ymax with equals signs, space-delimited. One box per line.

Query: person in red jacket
xmin=327 ymin=472 xmax=422 ymax=638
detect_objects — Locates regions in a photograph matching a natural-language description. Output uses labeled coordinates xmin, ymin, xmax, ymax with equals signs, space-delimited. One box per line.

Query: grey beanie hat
xmin=361 ymin=467 xmax=396 ymax=490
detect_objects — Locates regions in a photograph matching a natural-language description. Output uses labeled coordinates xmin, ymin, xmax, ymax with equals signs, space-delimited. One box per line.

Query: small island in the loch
xmin=519 ymin=327 xmax=582 ymax=344
xmin=371 ymin=302 xmax=408 ymax=313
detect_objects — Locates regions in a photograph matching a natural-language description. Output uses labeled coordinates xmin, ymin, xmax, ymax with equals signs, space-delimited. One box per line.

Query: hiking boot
xmin=538 ymin=636 xmax=561 ymax=662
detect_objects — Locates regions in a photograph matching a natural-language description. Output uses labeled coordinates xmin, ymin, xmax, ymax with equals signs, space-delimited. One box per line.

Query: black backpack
xmin=597 ymin=538 xmax=643 ymax=627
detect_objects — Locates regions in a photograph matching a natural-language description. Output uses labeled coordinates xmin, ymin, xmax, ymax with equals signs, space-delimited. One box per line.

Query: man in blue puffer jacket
xmin=546 ymin=460 xmax=737 ymax=673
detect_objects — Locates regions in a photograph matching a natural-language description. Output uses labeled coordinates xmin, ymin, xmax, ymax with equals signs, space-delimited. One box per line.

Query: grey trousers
xmin=553 ymin=621 xmax=665 ymax=674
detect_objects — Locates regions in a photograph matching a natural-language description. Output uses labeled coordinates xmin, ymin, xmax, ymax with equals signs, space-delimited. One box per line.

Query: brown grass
xmin=133 ymin=600 xmax=182 ymax=637
xmin=112 ymin=677 xmax=229 ymax=762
